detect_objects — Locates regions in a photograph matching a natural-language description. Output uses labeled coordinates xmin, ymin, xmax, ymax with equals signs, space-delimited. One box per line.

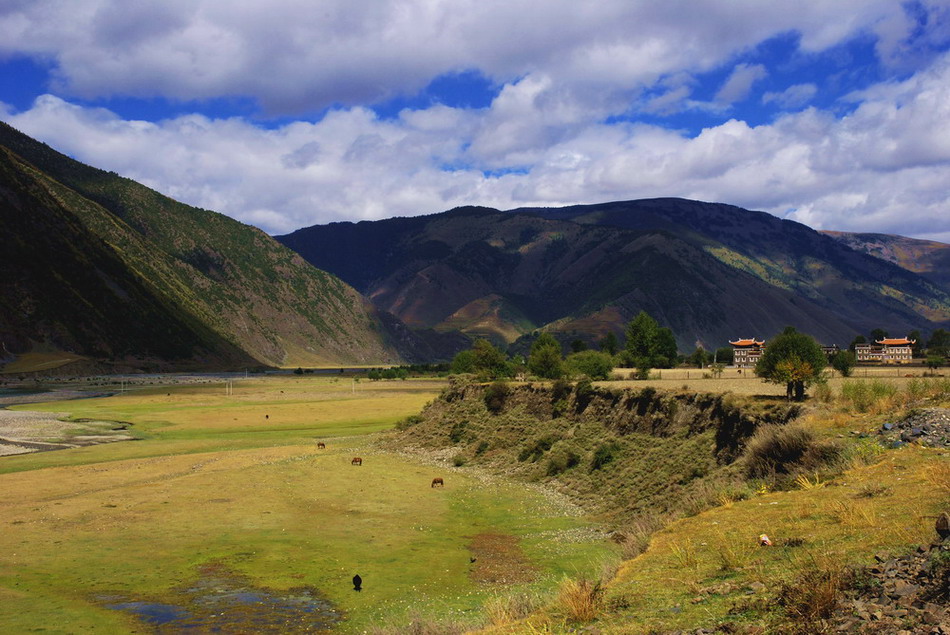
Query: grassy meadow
xmin=0 ymin=376 xmax=614 ymax=633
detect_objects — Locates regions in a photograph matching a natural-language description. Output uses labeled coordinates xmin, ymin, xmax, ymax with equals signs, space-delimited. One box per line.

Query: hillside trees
xmin=598 ymin=332 xmax=619 ymax=355
xmin=565 ymin=350 xmax=614 ymax=380
xmin=927 ymin=329 xmax=950 ymax=357
xmin=528 ymin=332 xmax=564 ymax=379
xmin=755 ymin=327 xmax=827 ymax=401
xmin=623 ymin=311 xmax=678 ymax=369
xmin=450 ymin=339 xmax=512 ymax=380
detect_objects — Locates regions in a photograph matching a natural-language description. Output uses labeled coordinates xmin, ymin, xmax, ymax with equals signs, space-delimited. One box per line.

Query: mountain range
xmin=278 ymin=199 xmax=950 ymax=352
xmin=3 ymin=118 xmax=949 ymax=370
xmin=0 ymin=121 xmax=427 ymax=369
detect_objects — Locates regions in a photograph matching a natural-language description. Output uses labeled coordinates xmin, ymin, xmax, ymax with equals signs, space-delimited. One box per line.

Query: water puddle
xmin=97 ymin=562 xmax=340 ymax=633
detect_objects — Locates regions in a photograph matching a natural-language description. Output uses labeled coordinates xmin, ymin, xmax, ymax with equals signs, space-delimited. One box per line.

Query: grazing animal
xmin=431 ymin=477 xmax=444 ymax=488
xmin=937 ymin=512 xmax=950 ymax=539
xmin=317 ymin=442 xmax=326 ymax=449
xmin=351 ymin=457 xmax=362 ymax=465
xmin=265 ymin=414 xmax=269 ymax=419
xmin=352 ymin=574 xmax=362 ymax=592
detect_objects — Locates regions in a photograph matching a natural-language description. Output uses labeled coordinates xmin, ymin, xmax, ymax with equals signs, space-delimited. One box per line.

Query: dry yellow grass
xmin=600 ymin=445 xmax=948 ymax=632
xmin=602 ymin=368 xmax=929 ymax=397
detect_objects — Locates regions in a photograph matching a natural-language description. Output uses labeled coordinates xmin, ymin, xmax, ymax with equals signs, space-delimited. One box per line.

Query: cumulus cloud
xmin=0 ymin=0 xmax=927 ymax=114
xmin=8 ymin=47 xmax=950 ymax=241
xmin=762 ymin=83 xmax=817 ymax=109
xmin=3 ymin=1 xmax=950 ymax=242
xmin=715 ymin=63 xmax=768 ymax=104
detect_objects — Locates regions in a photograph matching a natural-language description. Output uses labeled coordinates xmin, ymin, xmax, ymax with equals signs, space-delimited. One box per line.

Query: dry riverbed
xmin=0 ymin=408 xmax=134 ymax=456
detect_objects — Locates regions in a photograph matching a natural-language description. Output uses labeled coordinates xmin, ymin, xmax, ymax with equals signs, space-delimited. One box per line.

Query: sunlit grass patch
xmin=601 ymin=445 xmax=948 ymax=632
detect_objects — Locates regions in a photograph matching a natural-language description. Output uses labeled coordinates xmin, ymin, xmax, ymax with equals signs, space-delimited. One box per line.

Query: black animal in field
xmin=352 ymin=574 xmax=362 ymax=591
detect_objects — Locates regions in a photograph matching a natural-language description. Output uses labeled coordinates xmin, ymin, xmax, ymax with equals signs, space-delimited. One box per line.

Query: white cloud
xmin=8 ymin=48 xmax=950 ymax=241
xmin=715 ymin=63 xmax=768 ymax=104
xmin=762 ymin=83 xmax=817 ymax=109
xmin=3 ymin=2 xmax=950 ymax=243
xmin=0 ymin=0 xmax=923 ymax=114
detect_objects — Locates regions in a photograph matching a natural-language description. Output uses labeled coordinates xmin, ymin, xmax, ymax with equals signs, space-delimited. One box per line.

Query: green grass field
xmin=0 ymin=377 xmax=613 ymax=633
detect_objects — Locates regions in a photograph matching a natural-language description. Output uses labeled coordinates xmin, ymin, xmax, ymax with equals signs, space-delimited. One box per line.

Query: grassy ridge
xmin=0 ymin=122 xmax=400 ymax=367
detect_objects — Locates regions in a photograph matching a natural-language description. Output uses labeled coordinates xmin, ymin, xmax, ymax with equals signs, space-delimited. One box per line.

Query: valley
xmin=0 ymin=370 xmax=947 ymax=632
xmin=0 ymin=375 xmax=612 ymax=633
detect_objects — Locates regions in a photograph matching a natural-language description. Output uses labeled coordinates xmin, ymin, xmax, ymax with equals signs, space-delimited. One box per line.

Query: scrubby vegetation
xmin=392 ymin=374 xmax=950 ymax=633
xmin=396 ymin=376 xmax=802 ymax=526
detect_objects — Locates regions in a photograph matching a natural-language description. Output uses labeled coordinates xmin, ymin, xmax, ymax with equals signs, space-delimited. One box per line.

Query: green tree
xmin=565 ymin=350 xmax=614 ymax=380
xmin=830 ymin=350 xmax=856 ymax=377
xmin=528 ymin=333 xmax=563 ymax=379
xmin=653 ymin=327 xmax=678 ymax=368
xmin=450 ymin=349 xmax=475 ymax=374
xmin=689 ymin=346 xmax=711 ymax=368
xmin=908 ymin=329 xmax=922 ymax=357
xmin=927 ymin=329 xmax=950 ymax=357
xmin=714 ymin=346 xmax=734 ymax=365
xmin=570 ymin=338 xmax=587 ymax=353
xmin=926 ymin=355 xmax=943 ymax=374
xmin=755 ymin=327 xmax=827 ymax=401
xmin=599 ymin=332 xmax=619 ymax=356
xmin=624 ymin=310 xmax=678 ymax=369
xmin=870 ymin=328 xmax=889 ymax=342
xmin=472 ymin=339 xmax=511 ymax=380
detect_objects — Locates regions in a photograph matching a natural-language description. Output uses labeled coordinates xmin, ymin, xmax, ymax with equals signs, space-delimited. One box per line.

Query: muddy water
xmin=97 ymin=562 xmax=340 ymax=633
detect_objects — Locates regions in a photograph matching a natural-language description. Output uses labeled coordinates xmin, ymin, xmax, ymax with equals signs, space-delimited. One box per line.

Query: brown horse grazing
xmin=316 ymin=442 xmax=326 ymax=449
xmin=351 ymin=457 xmax=362 ymax=465
xmin=431 ymin=477 xmax=444 ymax=488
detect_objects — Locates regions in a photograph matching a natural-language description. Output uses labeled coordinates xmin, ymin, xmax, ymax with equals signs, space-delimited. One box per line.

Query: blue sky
xmin=2 ymin=1 xmax=950 ymax=240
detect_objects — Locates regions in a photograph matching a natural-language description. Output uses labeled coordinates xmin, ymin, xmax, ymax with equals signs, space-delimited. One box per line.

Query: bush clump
xmin=546 ymin=447 xmax=581 ymax=476
xmin=518 ymin=435 xmax=558 ymax=462
xmin=484 ymin=381 xmax=510 ymax=414
xmin=396 ymin=414 xmax=423 ymax=430
xmin=590 ymin=441 xmax=621 ymax=472
xmin=449 ymin=420 xmax=469 ymax=443
xmin=744 ymin=424 xmax=841 ymax=480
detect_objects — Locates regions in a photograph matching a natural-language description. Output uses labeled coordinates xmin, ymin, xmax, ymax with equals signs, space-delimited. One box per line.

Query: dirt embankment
xmin=393 ymin=378 xmax=800 ymax=526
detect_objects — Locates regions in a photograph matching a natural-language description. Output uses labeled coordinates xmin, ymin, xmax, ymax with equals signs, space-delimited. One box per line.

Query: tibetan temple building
xmin=729 ymin=338 xmax=765 ymax=368
xmin=854 ymin=337 xmax=916 ymax=364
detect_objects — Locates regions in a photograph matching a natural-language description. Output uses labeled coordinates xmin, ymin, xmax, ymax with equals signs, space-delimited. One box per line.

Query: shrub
xmin=483 ymin=591 xmax=544 ymax=627
xmin=448 ymin=419 xmax=469 ymax=443
xmin=551 ymin=378 xmax=572 ymax=401
xmin=452 ymin=454 xmax=466 ymax=467
xmin=830 ymin=350 xmax=856 ymax=377
xmin=590 ymin=441 xmax=621 ymax=472
xmin=483 ymin=381 xmax=510 ymax=414
xmin=812 ymin=381 xmax=833 ymax=403
xmin=840 ymin=379 xmax=898 ymax=413
xmin=557 ymin=577 xmax=603 ymax=623
xmin=518 ymin=435 xmax=558 ymax=462
xmin=396 ymin=414 xmax=423 ymax=430
xmin=574 ymin=376 xmax=595 ymax=411
xmin=546 ymin=448 xmax=581 ymax=476
xmin=565 ymin=350 xmax=614 ymax=380
xmin=743 ymin=424 xmax=841 ymax=480
xmin=777 ymin=562 xmax=850 ymax=632
xmin=474 ymin=440 xmax=490 ymax=455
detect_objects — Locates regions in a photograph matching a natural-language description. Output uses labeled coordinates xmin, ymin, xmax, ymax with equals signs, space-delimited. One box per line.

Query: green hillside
xmin=0 ymin=121 xmax=401 ymax=368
